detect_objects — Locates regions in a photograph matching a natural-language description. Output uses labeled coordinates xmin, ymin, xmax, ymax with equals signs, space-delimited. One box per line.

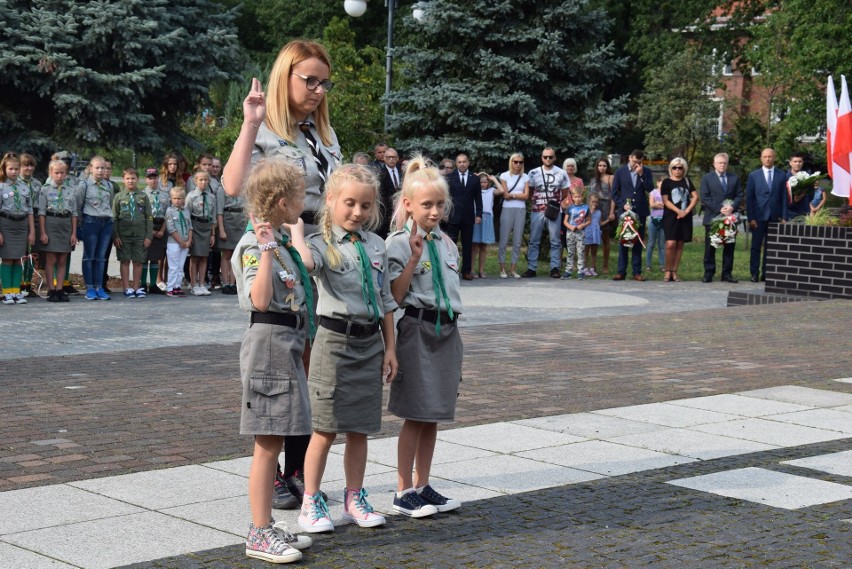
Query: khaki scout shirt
xmin=233 ymin=228 xmax=308 ymax=316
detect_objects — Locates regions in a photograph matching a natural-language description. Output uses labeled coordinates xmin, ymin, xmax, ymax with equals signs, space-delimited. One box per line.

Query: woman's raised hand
xmin=243 ymin=77 xmax=266 ymax=126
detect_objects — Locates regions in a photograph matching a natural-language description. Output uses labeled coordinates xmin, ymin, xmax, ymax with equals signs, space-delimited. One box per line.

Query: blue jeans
xmin=646 ymin=216 xmax=665 ymax=269
xmin=527 ymin=211 xmax=562 ymax=271
xmin=81 ymin=215 xmax=113 ymax=288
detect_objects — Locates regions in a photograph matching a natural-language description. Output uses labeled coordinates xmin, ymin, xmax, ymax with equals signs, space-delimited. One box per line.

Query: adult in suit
xmin=377 ymin=147 xmax=402 ymax=238
xmin=611 ymin=149 xmax=653 ymax=281
xmin=445 ymin=152 xmax=482 ymax=280
xmin=700 ymin=152 xmax=742 ymax=283
xmin=745 ymin=147 xmax=788 ymax=282
xmin=371 ymin=141 xmax=388 ymax=172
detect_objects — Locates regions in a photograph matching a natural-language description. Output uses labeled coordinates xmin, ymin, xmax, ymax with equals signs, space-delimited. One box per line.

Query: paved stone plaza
xmin=0 ymin=277 xmax=850 ymax=568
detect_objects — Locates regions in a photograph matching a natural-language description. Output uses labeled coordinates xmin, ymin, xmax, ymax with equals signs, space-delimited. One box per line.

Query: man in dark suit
xmin=376 ymin=147 xmax=401 ymax=238
xmin=746 ymin=147 xmax=788 ymax=282
xmin=700 ymin=152 xmax=742 ymax=283
xmin=445 ymin=152 xmax=482 ymax=280
xmin=611 ymin=149 xmax=653 ymax=281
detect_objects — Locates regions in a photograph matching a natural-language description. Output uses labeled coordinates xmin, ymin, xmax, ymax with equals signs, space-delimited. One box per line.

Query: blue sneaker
xmin=85 ymin=288 xmax=98 ymax=301
xmin=417 ymin=484 xmax=461 ymax=513
xmin=392 ymin=489 xmax=437 ymax=518
xmin=95 ymin=288 xmax=111 ymax=300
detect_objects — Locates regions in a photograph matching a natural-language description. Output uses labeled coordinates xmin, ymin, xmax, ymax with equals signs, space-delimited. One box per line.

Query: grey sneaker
xmin=272 ymin=471 xmax=299 ymax=510
xmin=245 ymin=522 xmax=302 ymax=564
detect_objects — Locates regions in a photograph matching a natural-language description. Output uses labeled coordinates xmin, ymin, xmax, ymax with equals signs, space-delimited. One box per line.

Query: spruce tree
xmin=0 ymin=0 xmax=242 ymax=155
xmin=387 ymin=0 xmax=627 ymax=169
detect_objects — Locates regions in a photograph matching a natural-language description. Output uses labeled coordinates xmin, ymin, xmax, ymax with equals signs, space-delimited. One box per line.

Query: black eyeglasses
xmin=290 ymin=72 xmax=335 ymax=92
xmin=542 ymin=156 xmax=555 ymax=160
xmin=512 ymin=160 xmax=524 ymax=164
xmin=671 ymin=166 xmax=685 ymax=171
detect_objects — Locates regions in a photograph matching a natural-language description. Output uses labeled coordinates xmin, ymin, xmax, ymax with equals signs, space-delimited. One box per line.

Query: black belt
xmin=251 ymin=311 xmax=303 ymax=329
xmin=404 ymin=306 xmax=458 ymax=325
xmin=300 ymin=211 xmax=317 ymax=226
xmin=45 ymin=211 xmax=71 ymax=218
xmin=190 ymin=215 xmax=211 ymax=223
xmin=223 ymin=207 xmax=244 ymax=213
xmin=153 ymin=217 xmax=165 ymax=223
xmin=319 ymin=316 xmax=380 ymax=338
xmin=0 ymin=211 xmax=27 ymax=221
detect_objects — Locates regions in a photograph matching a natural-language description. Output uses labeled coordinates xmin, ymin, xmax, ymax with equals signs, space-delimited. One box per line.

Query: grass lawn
xmin=473 ymin=228 xmax=753 ymax=282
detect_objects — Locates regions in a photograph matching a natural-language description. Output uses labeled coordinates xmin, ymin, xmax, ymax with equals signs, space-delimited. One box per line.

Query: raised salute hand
xmin=408 ymin=220 xmax=423 ymax=259
xmin=243 ymin=77 xmax=266 ymax=127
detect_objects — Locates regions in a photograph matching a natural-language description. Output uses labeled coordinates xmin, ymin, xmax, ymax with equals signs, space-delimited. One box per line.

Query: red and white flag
xmin=826 ymin=75 xmax=837 ymax=180
xmin=831 ymin=75 xmax=852 ymax=200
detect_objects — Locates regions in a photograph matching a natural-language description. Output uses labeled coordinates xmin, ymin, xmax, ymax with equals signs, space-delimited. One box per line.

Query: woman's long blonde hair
xmin=316 ymin=164 xmax=381 ymax=269
xmin=390 ymin=155 xmax=451 ymax=231
xmin=266 ymin=40 xmax=334 ymax=147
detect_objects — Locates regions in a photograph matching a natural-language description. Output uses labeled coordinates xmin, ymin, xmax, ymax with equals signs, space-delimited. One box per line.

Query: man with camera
xmin=521 ymin=147 xmax=570 ymax=278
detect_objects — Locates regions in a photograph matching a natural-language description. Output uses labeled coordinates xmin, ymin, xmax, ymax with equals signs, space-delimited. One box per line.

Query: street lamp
xmin=344 ymin=0 xmax=427 ymax=134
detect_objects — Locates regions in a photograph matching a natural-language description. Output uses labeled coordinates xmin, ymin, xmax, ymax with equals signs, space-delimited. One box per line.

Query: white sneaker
xmin=342 ymin=488 xmax=386 ymax=528
xmin=2 ymin=294 xmax=15 ymax=305
xmin=297 ymin=492 xmax=334 ymax=533
xmin=156 ymin=280 xmax=167 ymax=291
xmin=201 ymin=285 xmax=211 ymax=296
xmin=512 ymin=271 xmax=522 ymax=279
xmin=191 ymin=286 xmax=205 ymax=296
xmin=14 ymin=293 xmax=27 ymax=304
xmin=272 ymin=520 xmax=313 ymax=550
xmin=499 ymin=270 xmax=508 ymax=279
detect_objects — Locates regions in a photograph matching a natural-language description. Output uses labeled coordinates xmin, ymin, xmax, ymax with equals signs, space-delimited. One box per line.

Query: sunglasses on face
xmin=672 ymin=166 xmax=684 ymax=171
xmin=542 ymin=156 xmax=555 ymax=160
xmin=512 ymin=160 xmax=524 ymax=164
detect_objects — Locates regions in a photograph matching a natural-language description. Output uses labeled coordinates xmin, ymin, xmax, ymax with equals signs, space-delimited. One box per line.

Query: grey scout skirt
xmin=388 ymin=314 xmax=463 ymax=423
xmin=308 ymin=325 xmax=385 ymax=434
xmin=217 ymin=210 xmax=246 ymax=251
xmin=42 ymin=215 xmax=73 ymax=253
xmin=0 ymin=215 xmax=29 ymax=258
xmin=239 ymin=320 xmax=312 ymax=437
xmin=189 ymin=218 xmax=212 ymax=257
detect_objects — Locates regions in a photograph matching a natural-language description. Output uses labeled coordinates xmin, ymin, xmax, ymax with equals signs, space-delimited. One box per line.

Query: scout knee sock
xmin=140 ymin=262 xmax=148 ymax=288
xmin=0 ymin=264 xmax=12 ymax=294
xmin=149 ymin=264 xmax=158 ymax=288
xmin=22 ymin=254 xmax=33 ymax=290
xmin=64 ymin=255 xmax=72 ymax=286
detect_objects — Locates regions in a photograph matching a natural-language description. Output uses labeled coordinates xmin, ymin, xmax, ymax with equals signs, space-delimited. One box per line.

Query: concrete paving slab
xmin=0 ymin=542 xmax=78 ymax=568
xmin=517 ymin=440 xmax=695 ymax=476
xmin=667 ymin=467 xmax=852 ymax=510
xmin=69 ymin=465 xmax=247 ymax=510
xmin=782 ymin=450 xmax=852 ymax=477
xmin=431 ymin=454 xmax=603 ymax=494
xmin=592 ymin=402 xmax=740 ymax=428
xmin=4 ymin=511 xmax=239 ymax=569
xmin=762 ymin=408 xmax=852 ymax=434
xmin=664 ymin=393 xmax=814 ymax=417
xmin=435 ymin=422 xmax=586 ymax=453
xmin=199 ymin=457 xmax=251 ymax=478
xmin=358 ymin=436 xmax=497 ymax=467
xmin=513 ymin=412 xmax=664 ymax=439
xmin=0 ymin=485 xmax=142 ymax=535
xmin=737 ymin=385 xmax=852 ymax=408
xmin=607 ymin=427 xmax=777 ymax=460
xmin=837 ymin=405 xmax=852 ymax=414
xmin=834 ymin=377 xmax=852 ymax=384
xmin=690 ymin=418 xmax=851 ymax=447
xmin=460 ymin=285 xmax=645 ymax=310
xmin=160 ymin=495 xmax=249 ymax=537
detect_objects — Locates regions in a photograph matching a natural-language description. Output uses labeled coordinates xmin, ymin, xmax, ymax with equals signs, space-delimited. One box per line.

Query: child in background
xmin=471 ymin=173 xmax=497 ymax=278
xmin=233 ymin=159 xmax=314 ymax=564
xmin=0 ymin=153 xmax=35 ymax=304
xmin=385 ymin=155 xmax=463 ymax=519
xmin=76 ymin=156 xmax=114 ymax=301
xmin=646 ymin=179 xmax=666 ymax=272
xmin=561 ymin=189 xmax=590 ymax=280
xmin=216 ymin=170 xmax=246 ymax=295
xmin=583 ymin=194 xmax=602 ymax=277
xmin=19 ymin=154 xmax=41 ymax=296
xmin=143 ymin=168 xmax=170 ymax=294
xmin=185 ymin=169 xmax=216 ymax=296
xmin=295 ymin=164 xmax=398 ymax=534
xmin=165 ymin=187 xmax=191 ymax=297
xmin=51 ymin=151 xmax=80 ymax=295
xmin=810 ymin=186 xmax=827 ymax=214
xmin=39 ymin=160 xmax=77 ymax=302
xmin=113 ymin=168 xmax=153 ymax=298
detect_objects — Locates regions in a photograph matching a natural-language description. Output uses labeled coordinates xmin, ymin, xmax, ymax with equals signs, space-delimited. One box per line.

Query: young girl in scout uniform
xmin=184 ymin=169 xmax=216 ymax=296
xmin=0 ymin=153 xmax=35 ymax=304
xmin=294 ymin=163 xmax=398 ymax=534
xmin=38 ymin=160 xmax=77 ymax=302
xmin=76 ymin=155 xmax=114 ymax=301
xmin=385 ymin=155 xmax=464 ymax=518
xmin=143 ymin=168 xmax=170 ymax=294
xmin=113 ymin=168 xmax=153 ymax=298
xmin=164 ymin=187 xmax=191 ymax=297
xmin=19 ymin=154 xmax=41 ymax=296
xmin=232 ymin=158 xmax=314 ymax=564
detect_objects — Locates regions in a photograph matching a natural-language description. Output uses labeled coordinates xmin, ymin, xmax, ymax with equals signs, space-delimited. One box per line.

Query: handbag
xmin=544 ymin=200 xmax=560 ymax=220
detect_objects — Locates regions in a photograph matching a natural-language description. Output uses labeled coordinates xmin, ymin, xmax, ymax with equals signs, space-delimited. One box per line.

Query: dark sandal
xmin=663 ymin=271 xmax=672 ymax=282
xmin=672 ymin=272 xmax=681 ymax=282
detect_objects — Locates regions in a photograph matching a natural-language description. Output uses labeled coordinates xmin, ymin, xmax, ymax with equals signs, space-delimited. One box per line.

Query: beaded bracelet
xmin=258 ymin=241 xmax=278 ymax=252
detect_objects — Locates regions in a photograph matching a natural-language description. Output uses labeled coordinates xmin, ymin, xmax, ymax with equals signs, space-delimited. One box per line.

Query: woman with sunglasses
xmin=495 ymin=153 xmax=529 ymax=279
xmin=660 ymin=157 xmax=698 ymax=282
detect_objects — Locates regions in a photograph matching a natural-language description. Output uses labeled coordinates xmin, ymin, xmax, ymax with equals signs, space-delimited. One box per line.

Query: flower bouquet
xmin=615 ymin=200 xmax=643 ymax=248
xmin=709 ymin=199 xmax=738 ymax=249
xmin=787 ymin=171 xmax=826 ymax=200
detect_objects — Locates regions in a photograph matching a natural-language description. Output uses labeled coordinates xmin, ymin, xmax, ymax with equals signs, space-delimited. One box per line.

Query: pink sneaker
xmin=342 ymin=488 xmax=386 ymax=528
xmin=589 ymin=268 xmax=598 ymax=277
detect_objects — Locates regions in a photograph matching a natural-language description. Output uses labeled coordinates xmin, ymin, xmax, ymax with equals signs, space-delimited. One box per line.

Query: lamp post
xmin=344 ymin=0 xmax=426 ymax=134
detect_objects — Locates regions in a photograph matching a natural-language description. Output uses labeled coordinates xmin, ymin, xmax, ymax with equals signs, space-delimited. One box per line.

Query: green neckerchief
xmin=178 ymin=210 xmax=187 ymax=234
xmin=129 ymin=191 xmax=136 ymax=220
xmin=55 ymin=181 xmax=65 ymax=211
xmin=404 ymin=223 xmax=454 ymax=333
xmin=245 ymin=221 xmax=315 ymax=340
xmin=202 ymin=191 xmax=209 ymax=221
xmin=345 ymin=232 xmax=381 ymax=322
xmin=10 ymin=181 xmax=21 ymax=211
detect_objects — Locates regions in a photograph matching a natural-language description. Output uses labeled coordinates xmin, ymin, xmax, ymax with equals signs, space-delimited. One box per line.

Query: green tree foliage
xmin=636 ymin=47 xmax=722 ymax=167
xmin=0 ymin=0 xmax=243 ymax=157
xmin=388 ymin=0 xmax=627 ymax=170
